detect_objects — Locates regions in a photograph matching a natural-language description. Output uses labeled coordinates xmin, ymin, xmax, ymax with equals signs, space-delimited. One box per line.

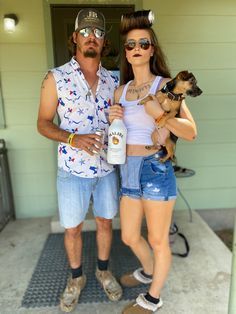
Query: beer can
xmin=95 ymin=129 xmax=105 ymax=144
xmin=92 ymin=129 xmax=105 ymax=154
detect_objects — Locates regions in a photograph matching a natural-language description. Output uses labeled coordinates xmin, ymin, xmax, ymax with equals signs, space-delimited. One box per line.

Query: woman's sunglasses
xmin=124 ymin=38 xmax=153 ymax=51
xmin=79 ymin=27 xmax=105 ymax=39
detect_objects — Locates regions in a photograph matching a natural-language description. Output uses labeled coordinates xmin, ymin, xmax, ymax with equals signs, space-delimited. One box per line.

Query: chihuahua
xmin=139 ymin=71 xmax=202 ymax=162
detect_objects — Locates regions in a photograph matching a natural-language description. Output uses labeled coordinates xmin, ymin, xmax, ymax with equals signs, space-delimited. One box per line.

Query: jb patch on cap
xmin=75 ymin=9 xmax=105 ymax=32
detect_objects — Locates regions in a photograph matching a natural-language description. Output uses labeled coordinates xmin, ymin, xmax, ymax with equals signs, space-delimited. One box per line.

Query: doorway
xmin=50 ymin=5 xmax=134 ymax=69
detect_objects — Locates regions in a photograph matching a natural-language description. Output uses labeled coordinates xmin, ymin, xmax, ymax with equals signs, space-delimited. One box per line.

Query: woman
xmin=109 ymin=10 xmax=197 ymax=314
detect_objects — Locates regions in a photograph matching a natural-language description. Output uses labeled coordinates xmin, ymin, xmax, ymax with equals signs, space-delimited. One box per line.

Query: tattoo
xmin=41 ymin=73 xmax=49 ymax=89
xmin=127 ymin=83 xmax=152 ymax=99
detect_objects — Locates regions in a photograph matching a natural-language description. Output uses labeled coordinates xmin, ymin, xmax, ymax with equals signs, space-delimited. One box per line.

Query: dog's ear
xmin=177 ymin=71 xmax=197 ymax=83
xmin=177 ymin=71 xmax=190 ymax=81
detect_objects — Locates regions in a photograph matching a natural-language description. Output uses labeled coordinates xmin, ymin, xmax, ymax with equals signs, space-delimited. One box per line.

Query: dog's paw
xmin=139 ymin=95 xmax=155 ymax=105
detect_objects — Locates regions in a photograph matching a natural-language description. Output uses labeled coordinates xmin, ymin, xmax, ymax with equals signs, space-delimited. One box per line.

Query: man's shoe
xmin=60 ymin=275 xmax=86 ymax=313
xmin=122 ymin=293 xmax=163 ymax=313
xmin=120 ymin=268 xmax=152 ymax=287
xmin=95 ymin=268 xmax=122 ymax=301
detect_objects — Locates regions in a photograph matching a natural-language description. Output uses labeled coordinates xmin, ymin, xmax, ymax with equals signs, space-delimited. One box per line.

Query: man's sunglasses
xmin=124 ymin=38 xmax=153 ymax=51
xmin=79 ymin=27 xmax=105 ymax=39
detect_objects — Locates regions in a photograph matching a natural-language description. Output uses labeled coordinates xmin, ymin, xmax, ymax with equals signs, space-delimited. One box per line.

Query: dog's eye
xmin=189 ymin=77 xmax=196 ymax=84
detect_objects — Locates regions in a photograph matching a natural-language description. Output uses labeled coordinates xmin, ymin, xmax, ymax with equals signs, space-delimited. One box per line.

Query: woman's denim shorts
xmin=120 ymin=151 xmax=177 ymax=201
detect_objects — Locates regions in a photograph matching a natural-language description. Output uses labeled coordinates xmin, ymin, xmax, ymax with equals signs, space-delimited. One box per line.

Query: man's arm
xmin=37 ymin=72 xmax=103 ymax=154
xmin=37 ymin=72 xmax=70 ymax=143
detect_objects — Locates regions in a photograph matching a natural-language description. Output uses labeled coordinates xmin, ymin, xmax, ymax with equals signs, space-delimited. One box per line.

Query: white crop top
xmin=119 ymin=76 xmax=163 ymax=145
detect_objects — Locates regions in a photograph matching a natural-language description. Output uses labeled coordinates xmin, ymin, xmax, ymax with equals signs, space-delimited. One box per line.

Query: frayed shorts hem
xmin=121 ymin=193 xmax=177 ymax=201
xmin=60 ymin=212 xmax=117 ymax=229
xmin=142 ymin=195 xmax=177 ymax=201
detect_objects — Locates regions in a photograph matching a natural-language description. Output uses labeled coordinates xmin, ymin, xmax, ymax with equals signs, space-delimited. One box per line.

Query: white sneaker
xmin=133 ymin=268 xmax=153 ymax=284
xmin=136 ymin=293 xmax=163 ymax=312
xmin=120 ymin=268 xmax=152 ymax=287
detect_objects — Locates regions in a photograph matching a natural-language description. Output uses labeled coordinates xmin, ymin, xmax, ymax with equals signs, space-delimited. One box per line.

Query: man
xmin=37 ymin=8 xmax=122 ymax=313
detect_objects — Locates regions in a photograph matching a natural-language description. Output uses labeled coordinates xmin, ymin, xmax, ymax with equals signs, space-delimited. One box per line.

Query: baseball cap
xmin=75 ymin=8 xmax=105 ymax=32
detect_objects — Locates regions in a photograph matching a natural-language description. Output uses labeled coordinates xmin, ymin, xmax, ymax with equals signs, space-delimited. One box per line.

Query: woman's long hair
xmin=120 ymin=10 xmax=171 ymax=84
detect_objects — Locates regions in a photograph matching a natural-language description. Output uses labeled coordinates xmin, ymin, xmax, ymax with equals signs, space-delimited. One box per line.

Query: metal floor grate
xmin=21 ymin=230 xmax=148 ymax=308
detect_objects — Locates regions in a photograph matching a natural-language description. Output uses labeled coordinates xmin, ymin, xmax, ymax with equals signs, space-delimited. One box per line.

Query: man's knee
xmin=65 ymin=224 xmax=83 ymax=239
xmin=96 ymin=217 xmax=112 ymax=232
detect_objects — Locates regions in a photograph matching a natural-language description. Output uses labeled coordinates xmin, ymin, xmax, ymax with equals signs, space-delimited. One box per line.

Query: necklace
xmin=85 ymin=77 xmax=98 ymax=100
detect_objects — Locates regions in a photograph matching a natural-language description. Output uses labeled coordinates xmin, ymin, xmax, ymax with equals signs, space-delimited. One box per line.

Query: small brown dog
xmin=139 ymin=70 xmax=202 ymax=162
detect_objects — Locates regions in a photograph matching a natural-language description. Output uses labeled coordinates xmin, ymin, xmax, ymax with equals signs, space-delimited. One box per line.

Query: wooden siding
xmin=144 ymin=0 xmax=236 ymax=210
xmin=0 ymin=0 xmax=235 ymax=218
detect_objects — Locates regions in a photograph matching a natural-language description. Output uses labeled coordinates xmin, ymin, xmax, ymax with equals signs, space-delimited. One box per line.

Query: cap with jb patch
xmin=75 ymin=8 xmax=105 ymax=32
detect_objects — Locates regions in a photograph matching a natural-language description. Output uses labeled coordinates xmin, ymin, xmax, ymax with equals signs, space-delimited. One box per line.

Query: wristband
xmin=67 ymin=133 xmax=76 ymax=146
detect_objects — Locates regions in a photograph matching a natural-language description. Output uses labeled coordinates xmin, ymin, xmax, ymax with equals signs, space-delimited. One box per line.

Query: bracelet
xmin=67 ymin=133 xmax=76 ymax=146
xmin=155 ymin=112 xmax=166 ymax=124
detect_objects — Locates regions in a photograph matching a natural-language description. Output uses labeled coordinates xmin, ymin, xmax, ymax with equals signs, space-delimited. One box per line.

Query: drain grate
xmin=22 ymin=230 xmax=149 ymax=308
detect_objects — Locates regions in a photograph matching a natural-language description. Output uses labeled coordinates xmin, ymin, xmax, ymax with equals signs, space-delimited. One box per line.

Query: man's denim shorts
xmin=120 ymin=151 xmax=177 ymax=201
xmin=57 ymin=169 xmax=119 ymax=229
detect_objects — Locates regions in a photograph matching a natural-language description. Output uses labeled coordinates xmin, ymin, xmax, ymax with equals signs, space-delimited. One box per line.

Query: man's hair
xmin=119 ymin=10 xmax=171 ymax=84
xmin=68 ymin=35 xmax=76 ymax=57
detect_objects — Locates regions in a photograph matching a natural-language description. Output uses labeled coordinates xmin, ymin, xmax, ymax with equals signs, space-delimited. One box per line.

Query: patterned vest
xmin=51 ymin=57 xmax=119 ymax=178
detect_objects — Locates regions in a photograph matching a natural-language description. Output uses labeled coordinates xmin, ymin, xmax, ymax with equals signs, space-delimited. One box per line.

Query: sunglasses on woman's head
xmin=124 ymin=38 xmax=153 ymax=51
xmin=79 ymin=27 xmax=105 ymax=39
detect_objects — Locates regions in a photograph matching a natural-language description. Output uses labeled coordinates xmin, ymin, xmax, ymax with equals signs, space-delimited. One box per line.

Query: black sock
xmin=97 ymin=258 xmax=109 ymax=271
xmin=71 ymin=265 xmax=82 ymax=279
xmin=140 ymin=270 xmax=153 ymax=279
xmin=145 ymin=292 xmax=160 ymax=304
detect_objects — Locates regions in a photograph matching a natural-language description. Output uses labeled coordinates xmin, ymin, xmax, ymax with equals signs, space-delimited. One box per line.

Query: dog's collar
xmin=161 ymin=85 xmax=185 ymax=101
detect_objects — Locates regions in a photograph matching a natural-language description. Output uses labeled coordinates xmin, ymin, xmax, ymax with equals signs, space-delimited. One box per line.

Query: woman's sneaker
xmin=122 ymin=293 xmax=163 ymax=313
xmin=120 ymin=268 xmax=152 ymax=287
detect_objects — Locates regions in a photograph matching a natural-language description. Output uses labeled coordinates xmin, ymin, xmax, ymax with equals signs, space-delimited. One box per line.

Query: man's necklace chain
xmin=86 ymin=77 xmax=98 ymax=99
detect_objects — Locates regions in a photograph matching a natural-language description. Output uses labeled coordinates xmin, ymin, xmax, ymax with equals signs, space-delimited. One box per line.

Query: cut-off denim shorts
xmin=57 ymin=168 xmax=119 ymax=229
xmin=120 ymin=150 xmax=177 ymax=201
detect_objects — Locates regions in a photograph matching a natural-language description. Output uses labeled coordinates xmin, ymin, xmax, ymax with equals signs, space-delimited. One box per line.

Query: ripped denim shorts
xmin=119 ymin=150 xmax=177 ymax=201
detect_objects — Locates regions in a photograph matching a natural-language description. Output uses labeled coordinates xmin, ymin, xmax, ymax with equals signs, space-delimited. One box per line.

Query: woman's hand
xmin=108 ymin=103 xmax=124 ymax=124
xmin=143 ymin=98 xmax=164 ymax=120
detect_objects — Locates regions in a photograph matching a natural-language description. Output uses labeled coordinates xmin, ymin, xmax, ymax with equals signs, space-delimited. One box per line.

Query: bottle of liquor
xmin=107 ymin=118 xmax=127 ymax=164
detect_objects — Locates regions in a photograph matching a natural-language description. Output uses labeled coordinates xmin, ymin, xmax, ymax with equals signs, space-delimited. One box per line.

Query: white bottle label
xmin=107 ymin=120 xmax=127 ymax=164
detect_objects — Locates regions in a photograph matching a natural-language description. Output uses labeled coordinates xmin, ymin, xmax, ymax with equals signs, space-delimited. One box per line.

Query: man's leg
xmin=95 ymin=217 xmax=112 ymax=261
xmin=60 ymin=224 xmax=87 ymax=313
xmin=64 ymin=223 xmax=83 ymax=269
xmin=95 ymin=217 xmax=122 ymax=301
xmin=93 ymin=171 xmax=122 ymax=301
xmin=57 ymin=169 xmax=92 ymax=312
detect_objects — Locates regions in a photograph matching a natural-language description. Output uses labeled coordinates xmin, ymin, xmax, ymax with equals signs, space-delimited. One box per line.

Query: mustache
xmin=85 ymin=39 xmax=98 ymax=46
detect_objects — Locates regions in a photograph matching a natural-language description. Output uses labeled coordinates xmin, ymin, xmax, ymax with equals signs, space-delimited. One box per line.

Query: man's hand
xmin=72 ymin=133 xmax=103 ymax=155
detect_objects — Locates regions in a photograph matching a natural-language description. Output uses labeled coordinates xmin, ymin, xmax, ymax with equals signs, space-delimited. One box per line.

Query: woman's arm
xmin=165 ymin=100 xmax=197 ymax=141
xmin=108 ymin=86 xmax=125 ymax=123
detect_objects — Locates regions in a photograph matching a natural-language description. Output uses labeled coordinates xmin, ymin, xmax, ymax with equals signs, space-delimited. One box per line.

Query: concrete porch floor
xmin=0 ymin=210 xmax=232 ymax=314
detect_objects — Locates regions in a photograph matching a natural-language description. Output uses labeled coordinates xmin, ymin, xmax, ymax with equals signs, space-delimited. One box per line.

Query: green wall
xmin=0 ymin=0 xmax=235 ymax=218
xmin=144 ymin=0 xmax=236 ymax=211
xmin=0 ymin=0 xmax=57 ymax=218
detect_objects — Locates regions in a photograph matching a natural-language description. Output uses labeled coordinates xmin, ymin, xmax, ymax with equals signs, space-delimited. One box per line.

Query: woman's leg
xmin=120 ymin=196 xmax=153 ymax=274
xmin=143 ymin=199 xmax=175 ymax=297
